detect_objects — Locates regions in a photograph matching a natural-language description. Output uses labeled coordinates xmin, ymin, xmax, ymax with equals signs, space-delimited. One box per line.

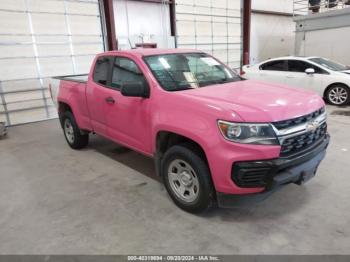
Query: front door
xmin=285 ymin=60 xmax=325 ymax=95
xmin=104 ymin=56 xmax=152 ymax=154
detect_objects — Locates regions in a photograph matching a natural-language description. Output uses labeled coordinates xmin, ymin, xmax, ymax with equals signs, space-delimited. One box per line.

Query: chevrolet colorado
xmin=55 ymin=49 xmax=329 ymax=213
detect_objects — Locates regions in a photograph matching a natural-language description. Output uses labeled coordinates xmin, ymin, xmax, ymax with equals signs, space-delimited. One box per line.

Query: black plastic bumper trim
xmin=231 ymin=134 xmax=330 ymax=188
xmin=218 ymin=134 xmax=330 ymax=208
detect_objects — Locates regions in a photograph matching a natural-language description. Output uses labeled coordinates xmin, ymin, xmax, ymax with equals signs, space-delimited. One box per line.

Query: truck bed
xmin=52 ymin=74 xmax=88 ymax=83
xmin=50 ymin=74 xmax=88 ymax=107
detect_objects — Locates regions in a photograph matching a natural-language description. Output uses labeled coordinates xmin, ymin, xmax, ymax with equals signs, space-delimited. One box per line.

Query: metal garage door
xmin=0 ymin=0 xmax=105 ymax=126
xmin=175 ymin=0 xmax=242 ymax=69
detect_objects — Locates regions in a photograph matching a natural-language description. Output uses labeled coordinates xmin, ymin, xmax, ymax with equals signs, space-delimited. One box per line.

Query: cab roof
xmin=264 ymin=56 xmax=320 ymax=62
xmin=100 ymin=48 xmax=204 ymax=57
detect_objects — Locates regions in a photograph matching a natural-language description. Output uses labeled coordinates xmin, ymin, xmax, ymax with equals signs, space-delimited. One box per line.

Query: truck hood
xmin=179 ymin=80 xmax=324 ymax=122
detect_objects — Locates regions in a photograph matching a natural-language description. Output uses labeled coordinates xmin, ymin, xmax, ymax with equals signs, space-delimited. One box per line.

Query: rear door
xmin=258 ymin=60 xmax=288 ymax=84
xmin=86 ymin=56 xmax=114 ymax=136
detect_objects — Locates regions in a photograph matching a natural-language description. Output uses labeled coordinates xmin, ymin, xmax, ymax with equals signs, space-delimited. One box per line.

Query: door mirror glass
xmin=305 ymin=68 xmax=315 ymax=74
xmin=121 ymin=82 xmax=149 ymax=98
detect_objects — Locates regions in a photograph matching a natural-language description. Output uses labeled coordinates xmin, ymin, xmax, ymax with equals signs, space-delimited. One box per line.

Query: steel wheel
xmin=162 ymin=144 xmax=215 ymax=213
xmin=61 ymin=111 xmax=89 ymax=149
xmin=167 ymin=159 xmax=200 ymax=203
xmin=328 ymin=86 xmax=348 ymax=105
xmin=64 ymin=118 xmax=75 ymax=144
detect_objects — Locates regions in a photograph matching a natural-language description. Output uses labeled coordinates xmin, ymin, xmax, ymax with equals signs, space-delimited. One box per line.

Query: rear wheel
xmin=161 ymin=144 xmax=215 ymax=214
xmin=61 ymin=111 xmax=89 ymax=149
xmin=326 ymin=84 xmax=350 ymax=106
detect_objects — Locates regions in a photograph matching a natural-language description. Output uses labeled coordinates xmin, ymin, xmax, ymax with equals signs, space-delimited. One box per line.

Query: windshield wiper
xmin=197 ymin=78 xmax=234 ymax=87
xmin=168 ymin=86 xmax=192 ymax=91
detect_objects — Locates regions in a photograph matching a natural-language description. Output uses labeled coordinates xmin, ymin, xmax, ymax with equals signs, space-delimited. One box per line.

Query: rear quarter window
xmin=93 ymin=56 xmax=113 ymax=86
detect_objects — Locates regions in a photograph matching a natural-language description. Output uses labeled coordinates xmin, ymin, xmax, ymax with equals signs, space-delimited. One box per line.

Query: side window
xmin=308 ymin=64 xmax=328 ymax=74
xmin=287 ymin=60 xmax=310 ymax=72
xmin=260 ymin=60 xmax=287 ymax=71
xmin=93 ymin=56 xmax=113 ymax=85
xmin=312 ymin=65 xmax=327 ymax=74
xmin=111 ymin=57 xmax=146 ymax=89
xmin=288 ymin=60 xmax=328 ymax=74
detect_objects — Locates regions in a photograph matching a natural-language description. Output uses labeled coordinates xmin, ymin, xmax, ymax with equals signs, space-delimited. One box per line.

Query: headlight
xmin=217 ymin=120 xmax=279 ymax=145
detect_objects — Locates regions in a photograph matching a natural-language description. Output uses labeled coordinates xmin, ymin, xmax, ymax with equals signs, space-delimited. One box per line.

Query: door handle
xmin=286 ymin=75 xmax=295 ymax=78
xmin=105 ymin=97 xmax=115 ymax=104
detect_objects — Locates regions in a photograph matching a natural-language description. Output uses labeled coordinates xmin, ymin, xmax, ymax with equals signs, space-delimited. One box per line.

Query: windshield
xmin=309 ymin=57 xmax=350 ymax=71
xmin=143 ymin=53 xmax=241 ymax=91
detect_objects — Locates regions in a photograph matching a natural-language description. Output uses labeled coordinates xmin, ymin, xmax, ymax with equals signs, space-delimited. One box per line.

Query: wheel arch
xmin=323 ymin=82 xmax=349 ymax=99
xmin=58 ymin=101 xmax=72 ymax=113
xmin=58 ymin=101 xmax=73 ymax=126
xmin=154 ymin=130 xmax=209 ymax=177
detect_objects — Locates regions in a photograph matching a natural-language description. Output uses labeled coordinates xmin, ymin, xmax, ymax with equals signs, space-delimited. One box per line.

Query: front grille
xmin=273 ymin=107 xmax=325 ymax=130
xmin=280 ymin=122 xmax=327 ymax=157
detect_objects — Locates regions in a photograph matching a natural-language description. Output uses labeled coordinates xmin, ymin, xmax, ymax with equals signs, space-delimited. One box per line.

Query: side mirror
xmin=121 ymin=82 xmax=149 ymax=98
xmin=305 ymin=68 xmax=315 ymax=75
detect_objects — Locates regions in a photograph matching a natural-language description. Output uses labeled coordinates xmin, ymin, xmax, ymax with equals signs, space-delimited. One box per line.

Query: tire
xmin=61 ymin=111 xmax=89 ymax=149
xmin=326 ymin=84 xmax=350 ymax=106
xmin=161 ymin=144 xmax=215 ymax=214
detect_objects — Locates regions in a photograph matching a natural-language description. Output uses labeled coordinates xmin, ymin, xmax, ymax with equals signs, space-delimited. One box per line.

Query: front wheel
xmin=326 ymin=84 xmax=350 ymax=106
xmin=61 ymin=111 xmax=89 ymax=149
xmin=161 ymin=144 xmax=215 ymax=214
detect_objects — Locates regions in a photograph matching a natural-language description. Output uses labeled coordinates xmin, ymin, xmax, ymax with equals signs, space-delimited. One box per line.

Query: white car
xmin=242 ymin=56 xmax=350 ymax=106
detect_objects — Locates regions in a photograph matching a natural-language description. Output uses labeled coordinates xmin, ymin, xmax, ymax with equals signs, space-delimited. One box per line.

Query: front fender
xmin=151 ymin=113 xmax=219 ymax=155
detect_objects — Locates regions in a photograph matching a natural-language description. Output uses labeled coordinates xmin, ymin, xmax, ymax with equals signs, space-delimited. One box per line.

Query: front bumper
xmin=217 ymin=134 xmax=330 ymax=208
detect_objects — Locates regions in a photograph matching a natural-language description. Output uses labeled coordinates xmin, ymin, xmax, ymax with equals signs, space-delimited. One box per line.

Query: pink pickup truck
xmin=56 ymin=49 xmax=329 ymax=213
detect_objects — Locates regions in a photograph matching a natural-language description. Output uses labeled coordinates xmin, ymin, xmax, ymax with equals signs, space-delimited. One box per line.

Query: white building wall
xmin=252 ymin=0 xmax=294 ymax=13
xmin=294 ymin=8 xmax=350 ymax=65
xmin=299 ymin=27 xmax=350 ymax=65
xmin=250 ymin=0 xmax=295 ymax=64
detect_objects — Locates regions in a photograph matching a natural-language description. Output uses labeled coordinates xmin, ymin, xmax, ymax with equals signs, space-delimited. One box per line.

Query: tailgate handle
xmin=105 ymin=97 xmax=115 ymax=104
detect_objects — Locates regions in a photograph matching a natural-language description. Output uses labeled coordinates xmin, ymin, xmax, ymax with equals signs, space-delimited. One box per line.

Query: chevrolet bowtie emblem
xmin=306 ymin=120 xmax=320 ymax=132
